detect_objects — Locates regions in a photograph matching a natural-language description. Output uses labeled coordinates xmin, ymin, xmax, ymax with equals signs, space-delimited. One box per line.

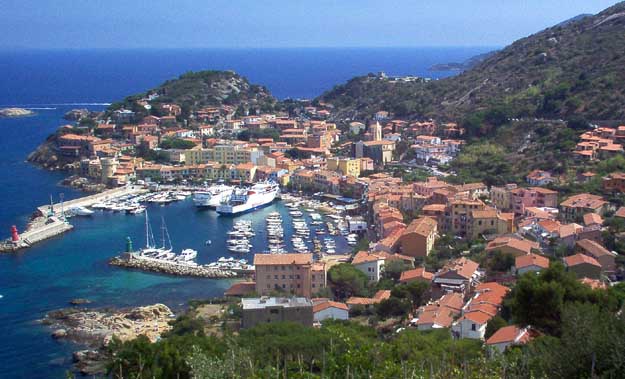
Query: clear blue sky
xmin=1 ymin=0 xmax=620 ymax=48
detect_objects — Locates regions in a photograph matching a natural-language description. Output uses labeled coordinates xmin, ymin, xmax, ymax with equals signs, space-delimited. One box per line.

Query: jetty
xmin=1 ymin=186 xmax=147 ymax=253
xmin=109 ymin=253 xmax=248 ymax=279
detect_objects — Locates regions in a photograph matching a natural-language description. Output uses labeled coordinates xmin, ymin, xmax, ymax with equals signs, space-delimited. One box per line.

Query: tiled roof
xmin=486 ymin=325 xmax=533 ymax=345
xmin=403 ymin=217 xmax=437 ymax=236
xmin=313 ymin=300 xmax=349 ymax=313
xmin=399 ymin=267 xmax=433 ymax=283
xmin=576 ymin=239 xmax=612 ymax=258
xmin=253 ymin=253 xmax=312 ymax=265
xmin=563 ymin=253 xmax=601 ymax=267
xmin=515 ymin=253 xmax=550 ymax=270
xmin=351 ymin=251 xmax=383 ymax=265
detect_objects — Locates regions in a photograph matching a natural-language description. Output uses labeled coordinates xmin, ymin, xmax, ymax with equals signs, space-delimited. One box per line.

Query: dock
xmin=1 ymin=186 xmax=147 ymax=253
xmin=109 ymin=253 xmax=247 ymax=279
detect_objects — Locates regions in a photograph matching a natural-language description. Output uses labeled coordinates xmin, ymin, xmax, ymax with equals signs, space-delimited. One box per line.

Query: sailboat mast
xmin=145 ymin=210 xmax=150 ymax=248
xmin=161 ymin=216 xmax=166 ymax=249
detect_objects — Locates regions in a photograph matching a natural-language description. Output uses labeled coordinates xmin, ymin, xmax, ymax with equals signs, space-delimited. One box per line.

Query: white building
xmin=313 ymin=300 xmax=349 ymax=323
xmin=351 ymin=251 xmax=385 ymax=282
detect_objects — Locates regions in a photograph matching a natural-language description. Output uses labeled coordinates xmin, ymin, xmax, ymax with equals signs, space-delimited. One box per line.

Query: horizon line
xmin=0 ymin=45 xmax=502 ymax=51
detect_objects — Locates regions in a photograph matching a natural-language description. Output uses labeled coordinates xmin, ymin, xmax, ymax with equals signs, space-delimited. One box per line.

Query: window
xmin=312 ymin=275 xmax=315 ymax=280
xmin=297 ymin=284 xmax=300 ymax=288
xmin=282 ymin=275 xmax=286 ymax=279
xmin=282 ymin=284 xmax=286 ymax=289
xmin=296 ymin=275 xmax=300 ymax=279
xmin=274 ymin=275 xmax=278 ymax=279
xmin=267 ymin=284 xmax=270 ymax=289
xmin=471 ymin=323 xmax=476 ymax=331
xmin=312 ymin=284 xmax=316 ymax=288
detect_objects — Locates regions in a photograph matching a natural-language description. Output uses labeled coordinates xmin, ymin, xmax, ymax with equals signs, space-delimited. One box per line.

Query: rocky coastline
xmin=43 ymin=303 xmax=174 ymax=375
xmin=0 ymin=107 xmax=35 ymax=117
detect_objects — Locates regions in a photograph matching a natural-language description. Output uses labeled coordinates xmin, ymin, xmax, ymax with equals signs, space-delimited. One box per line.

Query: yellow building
xmin=184 ymin=144 xmax=263 ymax=165
xmin=327 ymin=157 xmax=360 ymax=178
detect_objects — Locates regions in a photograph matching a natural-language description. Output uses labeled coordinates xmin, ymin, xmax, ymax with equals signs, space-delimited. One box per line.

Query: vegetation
xmin=319 ymin=3 xmax=625 ymax=121
xmin=159 ymin=138 xmax=198 ymax=150
xmin=237 ymin=128 xmax=280 ymax=141
xmin=327 ymin=263 xmax=370 ymax=300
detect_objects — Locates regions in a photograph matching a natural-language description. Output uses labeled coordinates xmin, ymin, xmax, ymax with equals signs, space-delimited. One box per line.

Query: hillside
xmin=108 ymin=70 xmax=278 ymax=117
xmin=319 ymin=2 xmax=625 ymax=122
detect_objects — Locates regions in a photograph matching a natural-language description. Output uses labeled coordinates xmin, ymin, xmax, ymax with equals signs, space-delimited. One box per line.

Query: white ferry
xmin=193 ymin=184 xmax=234 ymax=208
xmin=216 ymin=181 xmax=279 ymax=216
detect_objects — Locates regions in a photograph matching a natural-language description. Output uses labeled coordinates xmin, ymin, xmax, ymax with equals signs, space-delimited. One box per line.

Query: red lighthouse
xmin=10 ymin=225 xmax=19 ymax=242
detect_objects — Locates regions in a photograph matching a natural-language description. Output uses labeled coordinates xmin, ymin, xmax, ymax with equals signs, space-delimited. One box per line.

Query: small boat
xmin=205 ymin=240 xmax=212 ymax=245
xmin=68 ymin=205 xmax=94 ymax=216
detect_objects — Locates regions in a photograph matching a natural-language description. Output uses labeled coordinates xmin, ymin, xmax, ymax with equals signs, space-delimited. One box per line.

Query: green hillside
xmin=319 ymin=2 xmax=625 ymax=122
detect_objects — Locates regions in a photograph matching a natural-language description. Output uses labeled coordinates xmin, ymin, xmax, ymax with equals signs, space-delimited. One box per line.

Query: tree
xmin=327 ymin=264 xmax=369 ymax=300
xmin=486 ymin=250 xmax=515 ymax=272
xmin=484 ymin=315 xmax=508 ymax=340
xmin=375 ymin=297 xmax=411 ymax=319
xmin=381 ymin=260 xmax=409 ymax=282
xmin=391 ymin=280 xmax=429 ymax=310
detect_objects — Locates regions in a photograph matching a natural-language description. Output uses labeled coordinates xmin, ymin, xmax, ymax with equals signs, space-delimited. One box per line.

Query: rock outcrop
xmin=0 ymin=107 xmax=34 ymax=117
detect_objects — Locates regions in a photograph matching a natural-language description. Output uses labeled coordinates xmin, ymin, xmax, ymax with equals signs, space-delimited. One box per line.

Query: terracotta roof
xmin=313 ymin=300 xmax=349 ymax=313
xmin=224 ymin=282 xmax=256 ymax=296
xmin=399 ymin=267 xmax=434 ymax=283
xmin=460 ymin=311 xmax=492 ymax=324
xmin=486 ymin=236 xmax=539 ymax=255
xmin=559 ymin=223 xmax=582 ymax=239
xmin=403 ymin=217 xmax=437 ymax=236
xmin=415 ymin=307 xmax=454 ymax=328
xmin=253 ymin=253 xmax=312 ymax=265
xmin=437 ymin=292 xmax=464 ymax=312
xmin=346 ymin=297 xmax=377 ymax=306
xmin=422 ymin=204 xmax=447 ymax=212
xmin=437 ymin=258 xmax=479 ymax=280
xmin=576 ymin=239 xmax=613 ymax=258
xmin=563 ymin=253 xmax=601 ymax=267
xmin=373 ymin=290 xmax=391 ymax=301
xmin=351 ymin=251 xmax=383 ymax=265
xmin=560 ymin=193 xmax=607 ymax=210
xmin=486 ymin=325 xmax=533 ymax=345
xmin=615 ymin=207 xmax=625 ymax=218
xmin=515 ymin=253 xmax=550 ymax=270
xmin=538 ymin=219 xmax=562 ymax=234
xmin=583 ymin=213 xmax=603 ymax=226
xmin=578 ymin=278 xmax=608 ymax=290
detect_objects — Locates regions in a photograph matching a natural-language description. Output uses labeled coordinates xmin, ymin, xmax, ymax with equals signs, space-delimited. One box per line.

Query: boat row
xmin=266 ymin=212 xmax=286 ymax=254
xmin=90 ymin=190 xmax=191 ymax=214
xmin=227 ymin=220 xmax=254 ymax=253
xmin=206 ymin=257 xmax=254 ymax=273
xmin=192 ymin=181 xmax=280 ymax=216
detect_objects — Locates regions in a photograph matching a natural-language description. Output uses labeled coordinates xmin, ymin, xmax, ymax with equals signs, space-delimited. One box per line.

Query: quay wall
xmin=109 ymin=255 xmax=245 ymax=279
xmin=38 ymin=186 xmax=147 ymax=217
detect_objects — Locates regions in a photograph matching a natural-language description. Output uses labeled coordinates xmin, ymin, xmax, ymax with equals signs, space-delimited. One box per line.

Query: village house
xmin=526 ymin=170 xmax=556 ymax=186
xmin=399 ymin=267 xmax=434 ymax=284
xmin=396 ymin=217 xmax=438 ymax=258
xmin=346 ymin=290 xmax=391 ymax=311
xmin=575 ymin=239 xmax=616 ymax=274
xmin=432 ymin=258 xmax=481 ymax=299
xmin=411 ymin=292 xmax=464 ymax=331
xmin=253 ymin=254 xmax=326 ymax=298
xmin=351 ymin=251 xmax=386 ymax=282
xmin=563 ymin=253 xmax=602 ymax=279
xmin=451 ymin=282 xmax=509 ymax=340
xmin=485 ymin=325 xmax=537 ymax=354
xmin=485 ymin=235 xmax=540 ymax=257
xmin=514 ymin=253 xmax=550 ymax=275
xmin=312 ymin=300 xmax=349 ymax=323
xmin=560 ymin=193 xmax=608 ymax=222
xmin=602 ymin=172 xmax=625 ymax=193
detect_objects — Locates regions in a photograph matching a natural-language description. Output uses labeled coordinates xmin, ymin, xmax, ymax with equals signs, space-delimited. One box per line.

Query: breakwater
xmin=109 ymin=254 xmax=246 ymax=279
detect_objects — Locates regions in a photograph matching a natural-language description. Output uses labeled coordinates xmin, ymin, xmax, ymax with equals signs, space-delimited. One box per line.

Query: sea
xmin=0 ymin=47 xmax=493 ymax=378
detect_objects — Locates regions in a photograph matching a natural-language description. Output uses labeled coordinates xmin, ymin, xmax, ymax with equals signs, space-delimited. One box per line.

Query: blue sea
xmin=0 ymin=47 xmax=492 ymax=378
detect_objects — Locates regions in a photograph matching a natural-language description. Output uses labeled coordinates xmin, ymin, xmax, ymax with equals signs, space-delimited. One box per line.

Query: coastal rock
xmin=70 ymin=298 xmax=92 ymax=305
xmin=52 ymin=329 xmax=68 ymax=339
xmin=0 ymin=107 xmax=34 ymax=117
xmin=73 ymin=349 xmax=107 ymax=376
xmin=64 ymin=109 xmax=90 ymax=121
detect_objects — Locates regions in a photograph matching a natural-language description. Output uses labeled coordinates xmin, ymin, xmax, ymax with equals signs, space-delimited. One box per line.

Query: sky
xmin=0 ymin=0 xmax=620 ymax=49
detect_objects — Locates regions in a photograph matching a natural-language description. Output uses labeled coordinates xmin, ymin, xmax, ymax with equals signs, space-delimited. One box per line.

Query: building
xmin=514 ymin=253 xmax=550 ymax=275
xmin=489 ymin=184 xmax=517 ymax=211
xmin=510 ymin=187 xmax=558 ymax=216
xmin=241 ymin=297 xmax=313 ymax=329
xmin=469 ymin=209 xmax=515 ymax=239
xmin=485 ymin=236 xmax=540 ymax=257
xmin=312 ymin=300 xmax=349 ymax=323
xmin=485 ymin=325 xmax=537 ymax=354
xmin=411 ymin=293 xmax=463 ymax=331
xmin=563 ymin=253 xmax=602 ymax=279
xmin=602 ymin=172 xmax=625 ymax=193
xmin=396 ymin=217 xmax=438 ymax=258
xmin=354 ymin=140 xmax=395 ymax=165
xmin=399 ymin=267 xmax=434 ymax=284
xmin=346 ymin=290 xmax=391 ymax=310
xmin=560 ymin=193 xmax=608 ymax=222
xmin=351 ymin=251 xmax=386 ymax=282
xmin=432 ymin=258 xmax=480 ymax=298
xmin=526 ymin=170 xmax=555 ymax=186
xmin=575 ymin=239 xmax=616 ymax=273
xmin=451 ymin=282 xmax=509 ymax=340
xmin=326 ymin=157 xmax=361 ymax=178
xmin=253 ymin=254 xmax=326 ymax=298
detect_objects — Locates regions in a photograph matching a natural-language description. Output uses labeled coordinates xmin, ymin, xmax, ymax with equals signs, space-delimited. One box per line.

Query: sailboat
xmin=135 ymin=211 xmax=174 ymax=259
